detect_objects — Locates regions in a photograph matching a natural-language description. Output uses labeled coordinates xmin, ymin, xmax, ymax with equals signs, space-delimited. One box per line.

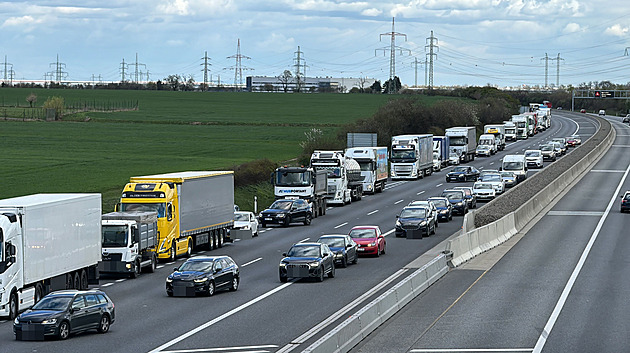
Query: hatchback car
xmin=524 ymin=150 xmax=544 ymax=168
xmin=233 ymin=211 xmax=259 ymax=237
xmin=446 ymin=166 xmax=480 ymax=182
xmin=395 ymin=207 xmax=436 ymax=238
xmin=448 ymin=152 xmax=460 ymax=165
xmin=500 ymin=171 xmax=518 ymax=188
xmin=279 ymin=242 xmax=335 ymax=282
xmin=621 ymin=191 xmax=630 ymax=212
xmin=166 ymin=256 xmax=239 ymax=297
xmin=539 ymin=144 xmax=557 ymax=161
xmin=259 ymin=199 xmax=312 ymax=227
xmin=478 ymin=173 xmax=505 ymax=194
xmin=349 ymin=225 xmax=385 ymax=256
xmin=475 ymin=145 xmax=492 ymax=157
xmin=317 ymin=234 xmax=358 ymax=268
xmin=13 ymin=290 xmax=115 ymax=340
xmin=549 ymin=141 xmax=566 ymax=156
xmin=580 ymin=109 xmax=586 ymax=113
xmin=441 ymin=189 xmax=468 ymax=215
xmin=427 ymin=197 xmax=453 ymax=222
xmin=473 ymin=182 xmax=496 ymax=201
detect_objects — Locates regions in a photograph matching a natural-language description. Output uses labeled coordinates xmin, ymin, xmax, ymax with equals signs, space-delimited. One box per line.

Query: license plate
xmin=357 ymin=248 xmax=365 ymax=251
xmin=265 ymin=218 xmax=272 ymax=221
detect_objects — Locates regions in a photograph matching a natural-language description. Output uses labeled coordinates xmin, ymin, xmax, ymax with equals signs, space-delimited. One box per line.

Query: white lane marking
xmin=489 ymin=162 xmax=494 ymax=165
xmin=590 ymin=169 xmax=625 ymax=173
xmin=611 ymin=145 xmax=630 ymax=148
xmin=367 ymin=210 xmax=379 ymax=215
xmin=102 ymin=283 xmax=114 ymax=287
xmin=547 ymin=211 xmax=605 ymax=217
xmin=334 ymin=222 xmax=348 ymax=229
xmin=382 ymin=228 xmax=394 ymax=237
xmin=242 ymin=258 xmax=263 ymax=267
xmin=436 ymin=183 xmax=443 ymax=187
xmin=533 ymin=156 xmax=630 ymax=353
xmin=297 ymin=238 xmax=310 ymax=243
xmin=572 ymin=120 xmax=580 ymax=136
xmin=417 ymin=191 xmax=425 ymax=195
xmin=149 ymin=283 xmax=293 ymax=353
xmin=156 ymin=265 xmax=165 ymax=269
xmin=384 ymin=181 xmax=408 ymax=190
xmin=161 ymin=345 xmax=279 ymax=353
xmin=410 ymin=349 xmax=533 ymax=352
xmin=277 ymin=268 xmax=409 ymax=353
xmin=115 ymin=278 xmax=126 ymax=283
xmin=394 ymin=199 xmax=405 ymax=205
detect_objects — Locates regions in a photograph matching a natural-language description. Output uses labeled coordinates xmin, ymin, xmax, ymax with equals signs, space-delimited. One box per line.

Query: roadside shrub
xmin=232 ymin=158 xmax=278 ymax=188
xmin=42 ymin=96 xmax=65 ymax=119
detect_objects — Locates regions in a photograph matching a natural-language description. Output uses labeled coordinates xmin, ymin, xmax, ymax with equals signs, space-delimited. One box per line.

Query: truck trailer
xmin=119 ymin=171 xmax=234 ymax=261
xmin=272 ymin=166 xmax=328 ymax=217
xmin=445 ymin=127 xmax=476 ymax=163
xmin=0 ymin=194 xmax=101 ymax=319
xmin=99 ymin=211 xmax=158 ymax=278
xmin=310 ymin=151 xmax=363 ymax=205
xmin=390 ymin=134 xmax=434 ymax=179
xmin=345 ymin=146 xmax=388 ymax=194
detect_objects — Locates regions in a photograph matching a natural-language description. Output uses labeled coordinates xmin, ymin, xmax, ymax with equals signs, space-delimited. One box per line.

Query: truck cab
xmin=272 ymin=166 xmax=327 ymax=217
xmin=478 ymin=134 xmax=497 ymax=155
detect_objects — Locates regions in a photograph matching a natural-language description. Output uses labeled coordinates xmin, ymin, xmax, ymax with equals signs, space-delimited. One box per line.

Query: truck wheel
xmin=130 ymin=260 xmax=140 ymax=278
xmin=170 ymin=244 xmax=176 ymax=262
xmin=66 ymin=273 xmax=74 ymax=289
xmin=35 ymin=283 xmax=44 ymax=303
xmin=8 ymin=292 xmax=18 ymax=320
xmin=148 ymin=254 xmax=157 ymax=273
xmin=186 ymin=238 xmax=193 ymax=256
xmin=80 ymin=270 xmax=88 ymax=289
xmin=217 ymin=231 xmax=223 ymax=248
xmin=73 ymin=272 xmax=81 ymax=290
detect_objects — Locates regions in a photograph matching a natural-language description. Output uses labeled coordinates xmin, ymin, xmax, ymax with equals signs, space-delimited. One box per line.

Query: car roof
xmin=319 ymin=234 xmax=347 ymax=239
xmin=184 ymin=256 xmax=230 ymax=262
xmin=46 ymin=289 xmax=104 ymax=297
xmin=292 ymin=242 xmax=321 ymax=247
xmin=351 ymin=225 xmax=379 ymax=230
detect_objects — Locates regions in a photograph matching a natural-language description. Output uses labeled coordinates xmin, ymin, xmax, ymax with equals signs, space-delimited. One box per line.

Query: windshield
xmin=449 ymin=136 xmax=466 ymax=146
xmin=503 ymin=161 xmax=523 ymax=171
xmin=525 ymin=151 xmax=541 ymax=157
xmin=287 ymin=245 xmax=321 ymax=257
xmin=275 ymin=171 xmax=310 ymax=187
xmin=319 ymin=237 xmax=345 ymax=248
xmin=625 ymin=194 xmax=630 ymax=201
xmin=479 ymin=139 xmax=492 ymax=145
xmin=234 ymin=213 xmax=249 ymax=221
xmin=453 ymin=166 xmax=468 ymax=173
xmin=349 ymin=228 xmax=376 ymax=239
xmin=516 ymin=122 xmax=525 ymax=128
xmin=357 ymin=161 xmax=374 ymax=171
xmin=442 ymin=191 xmax=464 ymax=200
xmin=481 ymin=174 xmax=502 ymax=182
xmin=474 ymin=183 xmax=493 ymax=190
xmin=540 ymin=145 xmax=553 ymax=151
xmin=178 ymin=260 xmax=213 ymax=272
xmin=400 ymin=208 xmax=427 ymax=219
xmin=269 ymin=200 xmax=293 ymax=210
xmin=314 ymin=166 xmax=341 ymax=178
xmin=102 ymin=225 xmax=128 ymax=247
xmin=391 ymin=149 xmax=415 ymax=159
xmin=428 ymin=199 xmax=447 ymax=207
xmin=120 ymin=203 xmax=165 ymax=218
xmin=449 ymin=153 xmax=458 ymax=158
xmin=505 ymin=128 xmax=515 ymax=133
xmin=32 ymin=296 xmax=72 ymax=311
xmin=500 ymin=172 xmax=515 ymax=178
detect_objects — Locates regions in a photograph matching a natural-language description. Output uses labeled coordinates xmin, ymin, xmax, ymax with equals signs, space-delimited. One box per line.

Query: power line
xmin=48 ymin=54 xmax=67 ymax=83
xmin=376 ymin=17 xmax=409 ymax=93
xmin=201 ymin=51 xmax=211 ymax=89
xmin=293 ymin=46 xmax=308 ymax=92
xmin=226 ymin=39 xmax=252 ymax=91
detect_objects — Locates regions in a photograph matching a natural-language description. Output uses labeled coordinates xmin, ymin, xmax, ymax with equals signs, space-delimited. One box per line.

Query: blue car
xmin=427 ymin=196 xmax=453 ymax=222
xmin=317 ymin=234 xmax=358 ymax=268
xmin=441 ymin=189 xmax=468 ymax=215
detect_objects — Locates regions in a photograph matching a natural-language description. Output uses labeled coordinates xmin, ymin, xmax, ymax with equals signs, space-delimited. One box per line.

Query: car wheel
xmin=381 ymin=243 xmax=386 ymax=255
xmin=435 ymin=219 xmax=439 ymax=228
xmin=328 ymin=264 xmax=335 ymax=278
xmin=317 ymin=267 xmax=324 ymax=282
xmin=58 ymin=321 xmax=70 ymax=340
xmin=283 ymin=216 xmax=291 ymax=227
xmin=341 ymin=255 xmax=347 ymax=268
xmin=304 ymin=214 xmax=312 ymax=226
xmin=207 ymin=281 xmax=216 ymax=296
xmin=431 ymin=222 xmax=436 ymax=235
xmin=352 ymin=252 xmax=358 ymax=264
xmin=375 ymin=247 xmax=380 ymax=257
xmin=97 ymin=315 xmax=111 ymax=334
xmin=229 ymin=277 xmax=239 ymax=291
xmin=280 ymin=274 xmax=288 ymax=283
xmin=167 ymin=290 xmax=173 ymax=297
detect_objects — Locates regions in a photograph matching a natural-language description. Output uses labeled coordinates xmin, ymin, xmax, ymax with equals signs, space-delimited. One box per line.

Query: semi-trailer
xmin=310 ymin=151 xmax=363 ymax=205
xmin=345 ymin=146 xmax=388 ymax=194
xmin=390 ymin=134 xmax=433 ymax=179
xmin=445 ymin=127 xmax=476 ymax=163
xmin=433 ymin=136 xmax=450 ymax=168
xmin=118 ymin=171 xmax=234 ymax=261
xmin=0 ymin=194 xmax=101 ymax=319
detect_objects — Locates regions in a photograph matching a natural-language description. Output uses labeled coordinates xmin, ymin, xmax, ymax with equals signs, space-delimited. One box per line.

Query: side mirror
xmin=9 ymin=256 xmax=16 ymax=263
xmin=323 ymin=253 xmax=329 ymax=257
xmin=395 ymin=214 xmax=399 ymax=218
xmin=346 ymin=244 xmax=353 ymax=248
xmin=215 ymin=268 xmax=222 ymax=273
xmin=282 ymin=252 xmax=287 ymax=257
xmin=173 ymin=267 xmax=179 ymax=272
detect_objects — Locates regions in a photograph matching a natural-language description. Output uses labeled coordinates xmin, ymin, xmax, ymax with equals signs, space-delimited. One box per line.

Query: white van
xmin=478 ymin=134 xmax=497 ymax=154
xmin=501 ymin=155 xmax=528 ymax=182
xmin=599 ymin=110 xmax=606 ymax=116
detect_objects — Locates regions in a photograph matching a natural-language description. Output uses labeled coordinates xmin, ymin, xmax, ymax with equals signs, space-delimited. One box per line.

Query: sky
xmin=1 ymin=0 xmax=630 ymax=89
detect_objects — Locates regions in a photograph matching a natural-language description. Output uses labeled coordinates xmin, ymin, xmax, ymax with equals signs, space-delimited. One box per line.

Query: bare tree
xmin=277 ymin=70 xmax=293 ymax=93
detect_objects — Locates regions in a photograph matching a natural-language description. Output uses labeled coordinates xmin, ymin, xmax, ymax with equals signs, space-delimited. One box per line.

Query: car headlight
xmin=42 ymin=318 xmax=57 ymax=324
xmin=194 ymin=277 xmax=208 ymax=283
xmin=277 ymin=213 xmax=286 ymax=218
xmin=440 ymin=210 xmax=448 ymax=214
xmin=334 ymin=252 xmax=343 ymax=258
xmin=166 ymin=277 xmax=173 ymax=283
xmin=14 ymin=317 xmax=19 ymax=325
xmin=457 ymin=202 xmax=464 ymax=206
xmin=309 ymin=261 xmax=320 ymax=268
xmin=279 ymin=262 xmax=287 ymax=268
xmin=419 ymin=221 xmax=427 ymax=227
xmin=368 ymin=242 xmax=376 ymax=247
xmin=395 ymin=220 xmax=401 ymax=227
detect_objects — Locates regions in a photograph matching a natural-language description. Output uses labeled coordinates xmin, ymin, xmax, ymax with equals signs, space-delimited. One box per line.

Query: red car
xmin=349 ymin=225 xmax=386 ymax=256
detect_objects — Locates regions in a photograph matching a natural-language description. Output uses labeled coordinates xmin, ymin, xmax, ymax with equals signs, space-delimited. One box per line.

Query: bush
xmin=232 ymin=158 xmax=278 ymax=188
xmin=42 ymin=96 xmax=65 ymax=119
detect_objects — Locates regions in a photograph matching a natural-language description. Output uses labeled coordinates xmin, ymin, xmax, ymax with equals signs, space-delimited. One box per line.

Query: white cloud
xmin=157 ymin=0 xmax=191 ymax=16
xmin=258 ymin=32 xmax=295 ymax=54
xmin=2 ymin=15 xmax=42 ymax=27
xmin=563 ymin=23 xmax=581 ymax=34
xmin=605 ymin=24 xmax=628 ymax=37
xmin=284 ymin=0 xmax=370 ymax=12
xmin=361 ymin=8 xmax=382 ymax=16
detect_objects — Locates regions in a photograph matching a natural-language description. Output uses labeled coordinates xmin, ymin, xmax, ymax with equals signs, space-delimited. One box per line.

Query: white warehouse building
xmin=246 ymin=76 xmax=377 ymax=93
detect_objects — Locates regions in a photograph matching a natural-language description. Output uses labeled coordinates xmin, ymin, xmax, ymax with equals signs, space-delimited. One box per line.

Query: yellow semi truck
xmin=118 ymin=171 xmax=234 ymax=261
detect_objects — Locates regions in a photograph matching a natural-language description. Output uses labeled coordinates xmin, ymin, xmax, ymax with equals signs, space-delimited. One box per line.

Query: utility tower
xmin=541 ymin=53 xmax=550 ymax=89
xmin=549 ymin=53 xmax=564 ymax=87
xmin=425 ymin=31 xmax=438 ymax=89
xmin=410 ymin=57 xmax=426 ymax=87
xmin=226 ymin=39 xmax=252 ymax=91
xmin=293 ymin=46 xmax=308 ymax=92
xmin=200 ymin=51 xmax=212 ymax=89
xmin=128 ymin=53 xmax=146 ymax=83
xmin=120 ymin=58 xmax=128 ymax=82
xmin=1 ymin=56 xmax=14 ymax=85
xmin=376 ymin=17 xmax=409 ymax=93
xmin=49 ymin=54 xmax=68 ymax=83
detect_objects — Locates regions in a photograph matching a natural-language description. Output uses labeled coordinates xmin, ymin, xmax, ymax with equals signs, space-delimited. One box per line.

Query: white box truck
xmin=0 ymin=194 xmax=101 ymax=319
xmin=445 ymin=127 xmax=476 ymax=163
xmin=99 ymin=211 xmax=158 ymax=278
xmin=345 ymin=146 xmax=388 ymax=194
xmin=504 ymin=121 xmax=517 ymax=141
xmin=484 ymin=124 xmax=506 ymax=151
xmin=511 ymin=115 xmax=529 ymax=140
xmin=390 ymin=134 xmax=433 ymax=179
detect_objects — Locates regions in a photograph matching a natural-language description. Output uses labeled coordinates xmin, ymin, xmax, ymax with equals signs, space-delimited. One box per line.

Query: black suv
xmin=14 ymin=290 xmax=115 ymax=340
xmin=259 ymin=199 xmax=312 ymax=227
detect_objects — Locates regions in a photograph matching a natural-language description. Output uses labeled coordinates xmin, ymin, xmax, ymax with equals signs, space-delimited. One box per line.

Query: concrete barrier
xmin=302 ymin=254 xmax=448 ymax=353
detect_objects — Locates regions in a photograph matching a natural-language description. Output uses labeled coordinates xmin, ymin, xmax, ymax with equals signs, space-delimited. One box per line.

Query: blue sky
xmin=1 ymin=0 xmax=630 ymax=88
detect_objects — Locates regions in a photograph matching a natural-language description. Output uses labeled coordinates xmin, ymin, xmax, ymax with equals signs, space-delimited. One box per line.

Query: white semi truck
xmin=310 ymin=151 xmax=363 ymax=205
xmin=484 ymin=124 xmax=506 ymax=151
xmin=504 ymin=121 xmax=517 ymax=141
xmin=511 ymin=115 xmax=529 ymax=140
xmin=445 ymin=127 xmax=476 ymax=163
xmin=345 ymin=146 xmax=388 ymax=194
xmin=99 ymin=211 xmax=158 ymax=278
xmin=272 ymin=166 xmax=328 ymax=217
xmin=390 ymin=134 xmax=433 ymax=179
xmin=0 ymin=194 xmax=101 ymax=320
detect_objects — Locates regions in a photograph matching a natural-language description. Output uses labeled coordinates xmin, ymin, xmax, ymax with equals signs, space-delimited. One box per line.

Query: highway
xmin=0 ymin=112 xmax=593 ymax=353
xmin=350 ymin=112 xmax=626 ymax=353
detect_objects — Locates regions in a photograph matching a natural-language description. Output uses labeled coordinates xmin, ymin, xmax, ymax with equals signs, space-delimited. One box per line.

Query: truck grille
xmin=327 ymin=185 xmax=337 ymax=194
xmin=394 ymin=165 xmax=413 ymax=176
